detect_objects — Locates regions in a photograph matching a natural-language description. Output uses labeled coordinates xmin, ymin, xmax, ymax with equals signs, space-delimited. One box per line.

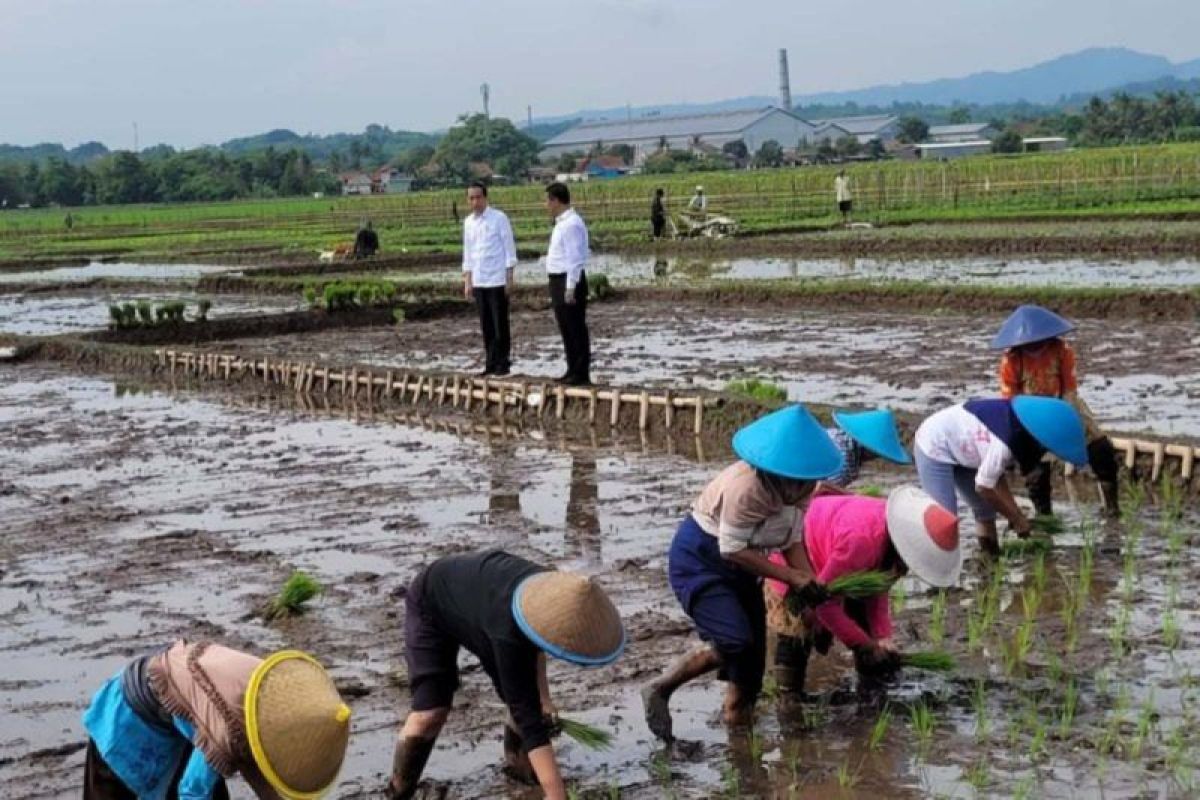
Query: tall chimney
xmin=778 ymin=49 xmax=792 ymax=111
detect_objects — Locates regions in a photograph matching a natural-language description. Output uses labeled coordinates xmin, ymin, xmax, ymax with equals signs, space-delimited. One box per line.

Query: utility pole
xmin=133 ymin=122 xmax=139 ymax=154
xmin=480 ymin=83 xmax=490 ymax=118
xmin=527 ymin=105 xmax=533 ymax=130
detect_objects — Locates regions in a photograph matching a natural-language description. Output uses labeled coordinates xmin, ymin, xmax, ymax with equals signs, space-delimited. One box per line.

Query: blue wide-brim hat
xmin=990 ymin=304 xmax=1075 ymax=350
xmin=1011 ymin=396 xmax=1088 ymax=466
xmin=833 ymin=408 xmax=912 ymax=465
xmin=732 ymin=404 xmax=844 ymax=480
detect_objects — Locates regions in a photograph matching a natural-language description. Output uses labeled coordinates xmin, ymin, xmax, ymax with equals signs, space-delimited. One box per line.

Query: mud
xmin=3 ymin=362 xmax=1199 ymax=799
xmin=0 ymin=261 xmax=239 ymax=285
xmin=214 ymin=300 xmax=1200 ymax=440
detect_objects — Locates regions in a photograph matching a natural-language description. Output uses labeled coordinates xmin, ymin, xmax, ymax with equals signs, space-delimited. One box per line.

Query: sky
xmin=2 ymin=0 xmax=1198 ymax=149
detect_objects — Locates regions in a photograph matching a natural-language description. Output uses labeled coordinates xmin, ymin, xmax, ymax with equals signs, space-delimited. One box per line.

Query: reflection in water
xmin=486 ymin=439 xmax=522 ymax=525
xmin=565 ymin=448 xmax=601 ymax=564
xmin=653 ymin=259 xmax=669 ymax=279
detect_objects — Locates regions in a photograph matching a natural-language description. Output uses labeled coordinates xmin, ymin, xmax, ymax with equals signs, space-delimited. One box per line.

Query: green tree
xmin=992 ymin=130 xmax=1023 ymax=153
xmin=555 ymin=151 xmax=583 ymax=173
xmin=896 ymin=116 xmax=929 ymax=144
xmin=948 ymin=106 xmax=971 ymax=124
xmin=722 ymin=140 xmax=749 ymax=161
xmin=94 ymin=152 xmax=157 ymax=204
xmin=395 ymin=144 xmax=435 ymax=175
xmin=606 ymin=143 xmax=635 ymax=164
xmin=433 ymin=114 xmax=540 ymax=182
xmin=835 ymin=136 xmax=862 ymax=157
xmin=752 ymin=139 xmax=784 ymax=168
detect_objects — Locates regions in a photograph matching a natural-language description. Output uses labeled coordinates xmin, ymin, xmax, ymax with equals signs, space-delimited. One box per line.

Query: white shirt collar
xmin=555 ymin=207 xmax=575 ymax=224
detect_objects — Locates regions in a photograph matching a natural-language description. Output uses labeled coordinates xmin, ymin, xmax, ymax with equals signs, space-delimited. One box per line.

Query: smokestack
xmin=778 ymin=49 xmax=792 ymax=111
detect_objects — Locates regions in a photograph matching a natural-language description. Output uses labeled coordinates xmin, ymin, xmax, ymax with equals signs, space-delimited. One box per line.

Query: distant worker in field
xmin=81 ymin=640 xmax=350 ymax=799
xmin=353 ymin=219 xmax=380 ymax=259
xmin=835 ymin=170 xmax=852 ymax=223
xmin=650 ymin=188 xmax=667 ymax=239
xmin=992 ymin=304 xmax=1122 ymax=517
xmin=387 ymin=548 xmax=625 ymax=800
xmin=687 ymin=185 xmax=707 ymax=218
xmin=462 ymin=181 xmax=518 ymax=377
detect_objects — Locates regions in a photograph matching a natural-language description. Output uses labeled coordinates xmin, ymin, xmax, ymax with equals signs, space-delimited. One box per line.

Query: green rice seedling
xmin=720 ymin=764 xmax=739 ymax=798
xmin=1012 ymin=776 xmax=1037 ymax=800
xmin=827 ymin=570 xmax=894 ymax=599
xmin=393 ymin=307 xmax=406 ymax=325
xmin=1013 ymin=617 xmax=1036 ymax=665
xmin=120 ymin=302 xmax=138 ymax=326
xmin=648 ymin=751 xmax=672 ymax=786
xmin=196 ymin=298 xmax=212 ymax=321
xmin=747 ymin=727 xmax=764 ymax=762
xmin=856 ymin=483 xmax=886 ymax=498
xmin=1029 ymin=715 xmax=1048 ymax=761
xmin=909 ymin=701 xmax=936 ymax=750
xmin=835 ymin=758 xmax=859 ymax=789
xmin=1020 ymin=584 xmax=1041 ymax=623
xmin=1031 ymin=514 xmax=1064 ymax=535
xmin=589 ymin=273 xmax=614 ymax=301
xmin=1109 ymin=605 xmax=1131 ymax=659
xmin=302 ymin=285 xmax=318 ymax=307
xmin=1164 ymin=609 xmax=1182 ymax=651
xmin=355 ymin=286 xmax=373 ymax=306
xmin=559 ymin=717 xmax=614 ymax=751
xmin=761 ymin=673 xmax=781 ymax=702
xmin=265 ymin=570 xmax=323 ymax=619
xmin=136 ymin=301 xmax=154 ymax=325
xmin=1130 ymin=694 xmax=1157 ymax=759
xmin=1059 ymin=679 xmax=1079 ymax=737
xmin=928 ymin=591 xmax=947 ymax=646
xmin=724 ymin=378 xmax=787 ymax=404
xmin=868 ymin=703 xmax=892 ymax=751
xmin=964 ymin=759 xmax=989 ymax=791
xmin=890 ymin=580 xmax=907 ymax=616
xmin=154 ymin=305 xmax=168 ymax=323
xmin=1161 ymin=473 xmax=1184 ymax=526
xmin=108 ymin=304 xmax=124 ymax=329
xmin=901 ymin=651 xmax=957 ymax=672
xmin=1002 ymin=537 xmax=1052 ymax=558
xmin=972 ymin=680 xmax=989 ymax=741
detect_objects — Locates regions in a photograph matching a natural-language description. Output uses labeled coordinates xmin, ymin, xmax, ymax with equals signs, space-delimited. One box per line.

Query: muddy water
xmin=220 ymin=301 xmax=1200 ymax=440
xmin=2 ymin=364 xmax=1199 ymax=798
xmin=388 ymin=254 xmax=1200 ymax=290
xmin=0 ymin=261 xmax=239 ymax=284
xmin=0 ymin=292 xmax=303 ymax=335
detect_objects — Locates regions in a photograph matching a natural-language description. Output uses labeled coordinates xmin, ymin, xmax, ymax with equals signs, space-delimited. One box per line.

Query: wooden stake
xmin=386 ymin=370 xmax=395 ymax=398
xmin=588 ymin=388 xmax=598 ymax=424
xmin=663 ymin=389 xmax=674 ymax=429
xmin=693 ymin=397 xmax=704 ymax=435
xmin=638 ymin=391 xmax=650 ymax=431
xmin=538 ymin=383 xmax=549 ymax=418
xmin=555 ymin=386 xmax=566 ymax=419
xmin=610 ymin=391 xmax=621 ymax=427
xmin=452 ymin=376 xmax=462 ymax=408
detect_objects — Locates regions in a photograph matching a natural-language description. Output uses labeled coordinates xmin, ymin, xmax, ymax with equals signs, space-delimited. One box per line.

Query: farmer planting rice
xmin=763 ymin=408 xmax=915 ymax=689
xmin=914 ymin=395 xmax=1089 ymax=554
xmin=388 ymin=548 xmax=625 ymax=800
xmin=641 ymin=404 xmax=842 ymax=742
xmin=81 ymin=640 xmax=350 ymax=799
xmin=993 ymin=304 xmax=1123 ymax=517
xmin=762 ymin=487 xmax=961 ymax=691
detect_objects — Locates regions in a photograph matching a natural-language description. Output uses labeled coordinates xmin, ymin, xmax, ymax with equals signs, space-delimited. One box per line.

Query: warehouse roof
xmin=543 ymin=107 xmax=806 ymax=147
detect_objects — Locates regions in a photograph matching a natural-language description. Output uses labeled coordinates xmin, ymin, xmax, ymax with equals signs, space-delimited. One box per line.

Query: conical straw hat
xmin=511 ymin=571 xmax=625 ymax=666
xmin=244 ymin=651 xmax=351 ymax=799
xmin=885 ymin=486 xmax=962 ymax=588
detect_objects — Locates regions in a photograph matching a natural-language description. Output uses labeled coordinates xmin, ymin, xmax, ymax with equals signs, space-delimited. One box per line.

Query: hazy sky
xmin=3 ymin=0 xmax=1198 ymax=148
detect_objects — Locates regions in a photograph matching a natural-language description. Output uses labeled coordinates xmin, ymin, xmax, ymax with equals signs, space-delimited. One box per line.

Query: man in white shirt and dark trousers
xmin=463 ymin=181 xmax=518 ymax=376
xmin=544 ymin=182 xmax=591 ymax=386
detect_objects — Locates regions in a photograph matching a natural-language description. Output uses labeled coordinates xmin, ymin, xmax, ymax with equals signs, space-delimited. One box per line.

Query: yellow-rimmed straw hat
xmin=244 ymin=650 xmax=351 ymax=799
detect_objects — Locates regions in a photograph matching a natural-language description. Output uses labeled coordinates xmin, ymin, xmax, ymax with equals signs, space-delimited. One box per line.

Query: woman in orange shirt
xmin=992 ymin=304 xmax=1120 ymax=517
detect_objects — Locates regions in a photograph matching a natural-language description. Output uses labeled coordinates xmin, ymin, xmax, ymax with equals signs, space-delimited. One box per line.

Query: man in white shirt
xmin=687 ymin=186 xmax=707 ymax=218
xmin=543 ymin=182 xmax=591 ymax=386
xmin=463 ymin=181 xmax=518 ymax=376
xmin=834 ymin=170 xmax=852 ymax=223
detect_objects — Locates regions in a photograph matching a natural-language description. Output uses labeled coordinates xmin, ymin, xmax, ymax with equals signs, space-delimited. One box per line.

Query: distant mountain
xmin=219 ymin=125 xmax=437 ymax=161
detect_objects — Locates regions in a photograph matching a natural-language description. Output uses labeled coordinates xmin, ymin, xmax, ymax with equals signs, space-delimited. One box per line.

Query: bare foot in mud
xmin=641 ymin=684 xmax=674 ymax=742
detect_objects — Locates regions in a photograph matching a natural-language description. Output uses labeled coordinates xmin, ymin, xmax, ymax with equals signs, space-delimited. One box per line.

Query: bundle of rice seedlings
xmin=786 ymin=569 xmax=895 ymax=615
xmin=900 ymin=650 xmax=957 ymax=672
xmin=1031 ymin=515 xmax=1064 ymax=534
xmin=856 ymin=484 xmax=886 ymax=498
xmin=558 ymin=717 xmax=613 ymax=751
xmin=1002 ymin=537 xmax=1052 ymax=558
xmin=265 ymin=570 xmax=323 ymax=620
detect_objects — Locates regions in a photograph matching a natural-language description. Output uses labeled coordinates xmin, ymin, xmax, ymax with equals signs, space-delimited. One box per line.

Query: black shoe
xmin=565 ymin=375 xmax=592 ymax=387
xmin=476 ymin=368 xmax=492 ymax=377
xmin=492 ymin=366 xmax=511 ymax=377
xmin=555 ymin=373 xmax=574 ymax=384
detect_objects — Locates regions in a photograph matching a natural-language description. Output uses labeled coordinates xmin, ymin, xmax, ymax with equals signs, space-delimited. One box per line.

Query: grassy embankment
xmin=2 ymin=143 xmax=1200 ymax=262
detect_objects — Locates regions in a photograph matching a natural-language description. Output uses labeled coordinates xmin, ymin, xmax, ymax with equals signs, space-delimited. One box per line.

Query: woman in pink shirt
xmin=766 ymin=486 xmax=961 ymax=692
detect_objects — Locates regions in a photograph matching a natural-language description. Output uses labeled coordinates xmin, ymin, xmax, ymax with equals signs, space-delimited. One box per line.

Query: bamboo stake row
xmin=1060 ymin=436 xmax=1198 ymax=481
xmin=155 ymin=348 xmax=711 ymax=433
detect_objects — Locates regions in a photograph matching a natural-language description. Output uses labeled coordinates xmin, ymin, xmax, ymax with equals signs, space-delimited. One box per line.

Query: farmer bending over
xmin=914 ymin=396 xmax=1088 ymax=555
xmin=992 ymin=304 xmax=1122 ymax=517
xmin=641 ymin=405 xmax=841 ymax=742
xmin=353 ymin=219 xmax=380 ymax=259
xmin=764 ymin=487 xmax=961 ymax=691
xmin=388 ymin=548 xmax=625 ymax=800
xmin=82 ymin=640 xmax=350 ymax=799
xmin=764 ymin=408 xmax=914 ymax=690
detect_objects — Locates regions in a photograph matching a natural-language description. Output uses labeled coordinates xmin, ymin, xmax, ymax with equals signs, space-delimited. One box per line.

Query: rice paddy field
xmin=3 ymin=158 xmax=1200 ymax=798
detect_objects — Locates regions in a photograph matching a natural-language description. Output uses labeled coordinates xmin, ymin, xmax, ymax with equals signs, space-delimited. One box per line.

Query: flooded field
xmin=215 ymin=301 xmax=1200 ymax=440
xmin=2 ymin=363 xmax=1199 ymax=799
xmin=0 ymin=261 xmax=240 ymax=284
xmin=385 ymin=254 xmax=1200 ymax=290
xmin=0 ymin=291 xmax=303 ymax=335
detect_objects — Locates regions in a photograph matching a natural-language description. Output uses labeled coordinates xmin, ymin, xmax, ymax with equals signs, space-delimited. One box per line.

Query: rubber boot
xmin=641 ymin=645 xmax=721 ymax=742
xmin=976 ymin=519 xmax=1000 ymax=556
xmin=1025 ymin=461 xmax=1054 ymax=517
xmin=387 ymin=737 xmax=437 ymax=800
xmin=501 ymin=725 xmax=537 ymax=785
xmin=774 ymin=634 xmax=811 ymax=693
xmin=1088 ymin=437 xmax=1121 ymax=519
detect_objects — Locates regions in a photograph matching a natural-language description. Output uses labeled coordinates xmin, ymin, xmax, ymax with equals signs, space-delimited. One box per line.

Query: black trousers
xmin=651 ymin=216 xmax=666 ymax=238
xmin=1025 ymin=436 xmax=1120 ymax=514
xmin=548 ymin=273 xmax=590 ymax=381
xmin=473 ymin=286 xmax=511 ymax=373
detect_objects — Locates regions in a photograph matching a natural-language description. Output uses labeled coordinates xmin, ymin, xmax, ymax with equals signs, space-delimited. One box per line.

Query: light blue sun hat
xmin=833 ymin=408 xmax=912 ymax=465
xmin=732 ymin=404 xmax=844 ymax=480
xmin=1011 ymin=395 xmax=1088 ymax=466
xmin=990 ymin=305 xmax=1075 ymax=350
